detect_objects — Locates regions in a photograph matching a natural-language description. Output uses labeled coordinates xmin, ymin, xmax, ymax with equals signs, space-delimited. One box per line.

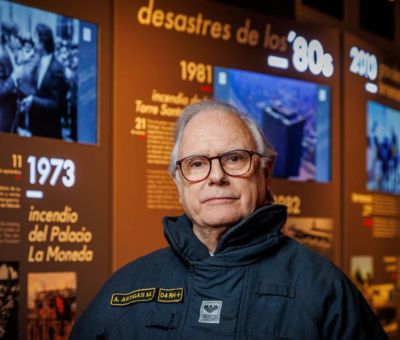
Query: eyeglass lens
xmin=180 ymin=150 xmax=252 ymax=181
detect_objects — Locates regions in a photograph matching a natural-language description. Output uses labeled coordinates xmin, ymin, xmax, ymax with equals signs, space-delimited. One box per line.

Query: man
xmin=20 ymin=23 xmax=68 ymax=139
xmin=0 ymin=22 xmax=23 ymax=133
xmin=18 ymin=32 xmax=35 ymax=64
xmin=70 ymin=100 xmax=387 ymax=339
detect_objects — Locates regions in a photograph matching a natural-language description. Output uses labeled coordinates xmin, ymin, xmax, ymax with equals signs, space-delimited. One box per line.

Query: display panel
xmin=0 ymin=0 xmax=112 ymax=339
xmin=367 ymin=101 xmax=400 ymax=194
xmin=0 ymin=0 xmax=98 ymax=144
xmin=343 ymin=33 xmax=400 ymax=339
xmin=214 ymin=67 xmax=331 ymax=182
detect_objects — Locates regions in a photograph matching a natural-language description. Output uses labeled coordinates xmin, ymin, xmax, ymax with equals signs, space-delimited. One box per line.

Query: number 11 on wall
xmin=12 ymin=154 xmax=22 ymax=168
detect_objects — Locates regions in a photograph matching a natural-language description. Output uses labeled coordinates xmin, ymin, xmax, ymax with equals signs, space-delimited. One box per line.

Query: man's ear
xmin=173 ymin=176 xmax=179 ymax=187
xmin=173 ymin=176 xmax=182 ymax=205
xmin=263 ymin=161 xmax=274 ymax=190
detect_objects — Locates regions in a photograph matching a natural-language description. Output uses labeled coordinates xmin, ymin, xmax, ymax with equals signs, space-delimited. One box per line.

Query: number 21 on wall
xmin=27 ymin=156 xmax=76 ymax=187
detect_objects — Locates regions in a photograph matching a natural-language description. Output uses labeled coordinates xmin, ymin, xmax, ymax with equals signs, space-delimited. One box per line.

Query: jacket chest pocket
xmin=255 ymin=282 xmax=296 ymax=311
xmin=256 ymin=282 xmax=296 ymax=298
xmin=248 ymin=282 xmax=296 ymax=339
xmin=146 ymin=310 xmax=180 ymax=330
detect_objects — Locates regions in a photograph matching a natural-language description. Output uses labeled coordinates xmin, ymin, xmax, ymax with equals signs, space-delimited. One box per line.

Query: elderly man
xmin=70 ymin=100 xmax=386 ymax=339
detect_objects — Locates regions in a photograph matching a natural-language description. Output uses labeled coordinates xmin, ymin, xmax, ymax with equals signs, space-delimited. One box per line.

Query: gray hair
xmin=169 ymin=99 xmax=277 ymax=203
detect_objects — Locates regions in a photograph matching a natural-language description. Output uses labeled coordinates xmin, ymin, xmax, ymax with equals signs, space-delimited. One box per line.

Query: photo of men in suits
xmin=20 ymin=23 xmax=68 ymax=140
xmin=0 ymin=0 xmax=96 ymax=143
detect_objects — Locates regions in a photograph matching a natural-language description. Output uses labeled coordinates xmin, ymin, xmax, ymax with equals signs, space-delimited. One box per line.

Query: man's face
xmin=33 ymin=30 xmax=43 ymax=52
xmin=24 ymin=42 xmax=33 ymax=53
xmin=176 ymin=110 xmax=268 ymax=230
xmin=9 ymin=34 xmax=21 ymax=51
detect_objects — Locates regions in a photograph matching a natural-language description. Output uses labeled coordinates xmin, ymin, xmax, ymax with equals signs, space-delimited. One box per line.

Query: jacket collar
xmin=163 ymin=204 xmax=287 ymax=267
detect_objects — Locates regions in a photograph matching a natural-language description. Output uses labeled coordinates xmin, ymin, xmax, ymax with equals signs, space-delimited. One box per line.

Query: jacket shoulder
xmin=269 ymin=236 xmax=385 ymax=338
xmin=109 ymin=246 xmax=181 ymax=287
xmin=50 ymin=56 xmax=64 ymax=71
xmin=273 ymin=236 xmax=354 ymax=304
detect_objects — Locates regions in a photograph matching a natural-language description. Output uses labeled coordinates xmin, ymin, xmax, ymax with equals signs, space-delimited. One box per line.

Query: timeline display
xmin=343 ymin=33 xmax=400 ymax=339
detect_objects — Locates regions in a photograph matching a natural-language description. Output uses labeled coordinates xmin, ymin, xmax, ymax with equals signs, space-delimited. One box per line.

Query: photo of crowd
xmin=0 ymin=0 xmax=97 ymax=144
xmin=367 ymin=101 xmax=400 ymax=194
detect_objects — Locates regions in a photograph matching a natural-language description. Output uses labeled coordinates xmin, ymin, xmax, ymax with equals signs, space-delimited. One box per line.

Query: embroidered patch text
xmin=110 ymin=288 xmax=156 ymax=306
xmin=158 ymin=288 xmax=184 ymax=303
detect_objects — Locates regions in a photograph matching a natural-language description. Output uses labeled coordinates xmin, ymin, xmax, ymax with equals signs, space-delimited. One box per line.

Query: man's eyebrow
xmin=181 ymin=147 xmax=248 ymax=159
xmin=180 ymin=153 xmax=204 ymax=159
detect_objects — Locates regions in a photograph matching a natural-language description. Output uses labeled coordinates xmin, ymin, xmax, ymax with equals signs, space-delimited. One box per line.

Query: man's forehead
xmin=184 ymin=109 xmax=248 ymax=134
xmin=179 ymin=109 xmax=255 ymax=156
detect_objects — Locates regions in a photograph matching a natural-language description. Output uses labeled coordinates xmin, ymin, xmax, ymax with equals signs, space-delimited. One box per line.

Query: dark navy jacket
xmin=69 ymin=204 xmax=387 ymax=339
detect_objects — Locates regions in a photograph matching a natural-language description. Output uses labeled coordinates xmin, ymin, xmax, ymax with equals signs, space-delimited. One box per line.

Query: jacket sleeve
xmin=31 ymin=66 xmax=68 ymax=114
xmin=0 ymin=75 xmax=16 ymax=99
xmin=0 ymin=53 xmax=17 ymax=99
xmin=68 ymin=284 xmax=108 ymax=340
xmin=68 ymin=267 xmax=135 ymax=340
xmin=320 ymin=275 xmax=388 ymax=340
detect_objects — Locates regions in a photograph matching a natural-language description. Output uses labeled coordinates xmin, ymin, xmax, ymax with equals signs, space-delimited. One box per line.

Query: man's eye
xmin=228 ymin=156 xmax=242 ymax=162
xmin=190 ymin=161 xmax=204 ymax=168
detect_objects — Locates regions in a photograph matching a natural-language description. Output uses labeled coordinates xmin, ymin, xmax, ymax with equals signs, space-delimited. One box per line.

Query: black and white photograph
xmin=0 ymin=0 xmax=97 ymax=144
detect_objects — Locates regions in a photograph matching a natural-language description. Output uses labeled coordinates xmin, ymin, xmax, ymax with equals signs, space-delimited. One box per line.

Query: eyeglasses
xmin=176 ymin=149 xmax=263 ymax=183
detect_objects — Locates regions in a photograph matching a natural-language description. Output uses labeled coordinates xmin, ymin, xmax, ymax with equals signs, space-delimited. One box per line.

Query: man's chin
xmin=202 ymin=212 xmax=245 ymax=229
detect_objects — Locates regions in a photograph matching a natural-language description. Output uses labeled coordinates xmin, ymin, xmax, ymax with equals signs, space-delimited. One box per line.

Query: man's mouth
xmin=203 ymin=196 xmax=238 ymax=204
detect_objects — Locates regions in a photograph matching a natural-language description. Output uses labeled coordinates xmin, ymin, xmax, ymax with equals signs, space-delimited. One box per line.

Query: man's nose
xmin=207 ymin=159 xmax=229 ymax=185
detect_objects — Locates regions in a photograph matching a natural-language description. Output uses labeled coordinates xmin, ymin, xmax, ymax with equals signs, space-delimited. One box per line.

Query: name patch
xmin=157 ymin=288 xmax=184 ymax=303
xmin=111 ymin=288 xmax=156 ymax=306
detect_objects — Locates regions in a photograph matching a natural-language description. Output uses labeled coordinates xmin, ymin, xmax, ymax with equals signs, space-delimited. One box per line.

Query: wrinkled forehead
xmin=179 ymin=109 xmax=256 ymax=157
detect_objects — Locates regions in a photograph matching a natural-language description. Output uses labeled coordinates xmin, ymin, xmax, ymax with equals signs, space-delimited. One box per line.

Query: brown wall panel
xmin=343 ymin=33 xmax=400 ymax=338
